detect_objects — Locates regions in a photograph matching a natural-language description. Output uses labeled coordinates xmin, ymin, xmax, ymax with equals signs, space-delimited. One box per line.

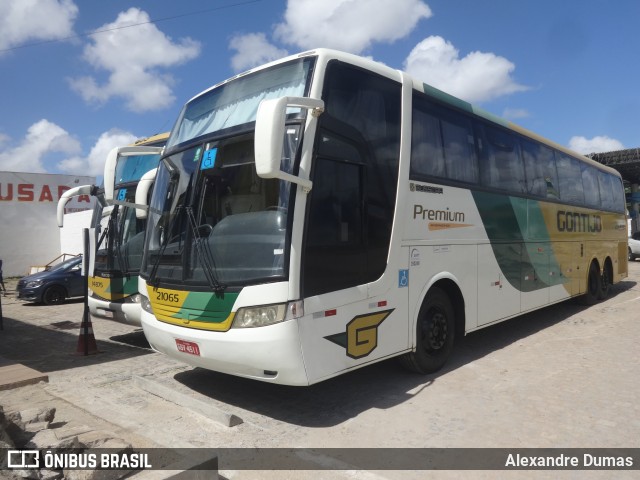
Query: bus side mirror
xmin=56 ymin=184 xmax=96 ymax=227
xmin=104 ymin=146 xmax=163 ymax=202
xmin=255 ymin=96 xmax=324 ymax=192
xmin=135 ymin=168 xmax=157 ymax=219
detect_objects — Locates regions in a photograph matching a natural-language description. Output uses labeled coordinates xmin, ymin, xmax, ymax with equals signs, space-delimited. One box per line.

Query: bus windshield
xmin=143 ymin=131 xmax=299 ymax=288
xmin=93 ymin=189 xmax=147 ymax=276
xmin=167 ymin=57 xmax=314 ymax=148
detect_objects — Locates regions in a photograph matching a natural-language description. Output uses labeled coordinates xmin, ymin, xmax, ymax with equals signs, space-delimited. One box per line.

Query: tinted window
xmin=305 ymin=62 xmax=402 ymax=296
xmin=556 ymin=153 xmax=584 ymax=204
xmin=610 ymin=175 xmax=625 ymax=213
xmin=522 ymin=140 xmax=560 ymax=199
xmin=597 ymin=171 xmax=616 ymax=211
xmin=442 ymin=113 xmax=477 ymax=183
xmin=304 ymin=157 xmax=365 ymax=295
xmin=411 ymin=107 xmax=445 ymax=177
xmin=479 ymin=125 xmax=525 ymax=193
xmin=581 ymin=165 xmax=601 ymax=208
xmin=410 ymin=94 xmax=478 ymax=184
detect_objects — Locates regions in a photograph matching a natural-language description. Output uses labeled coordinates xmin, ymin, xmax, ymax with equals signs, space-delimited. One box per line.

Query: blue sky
xmin=0 ymin=0 xmax=638 ymax=176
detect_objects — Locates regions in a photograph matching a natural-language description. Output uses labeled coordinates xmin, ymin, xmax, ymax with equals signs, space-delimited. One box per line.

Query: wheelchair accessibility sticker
xmin=399 ymin=269 xmax=409 ymax=288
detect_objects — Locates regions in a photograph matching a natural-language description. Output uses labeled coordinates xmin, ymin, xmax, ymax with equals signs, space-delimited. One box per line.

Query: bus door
xmin=298 ymin=128 xmax=406 ymax=383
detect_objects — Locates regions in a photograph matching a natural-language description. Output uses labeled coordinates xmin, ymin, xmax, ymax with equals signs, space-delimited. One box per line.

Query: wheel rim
xmin=422 ymin=308 xmax=448 ymax=351
xmin=46 ymin=288 xmax=63 ymax=304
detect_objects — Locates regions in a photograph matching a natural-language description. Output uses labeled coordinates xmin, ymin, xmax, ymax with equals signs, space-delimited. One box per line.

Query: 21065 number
xmin=156 ymin=291 xmax=180 ymax=303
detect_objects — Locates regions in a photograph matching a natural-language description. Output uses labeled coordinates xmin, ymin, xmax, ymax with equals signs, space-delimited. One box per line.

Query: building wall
xmin=0 ymin=171 xmax=95 ymax=276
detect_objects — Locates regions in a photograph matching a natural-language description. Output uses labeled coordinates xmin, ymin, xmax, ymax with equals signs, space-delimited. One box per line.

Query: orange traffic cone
xmin=75 ymin=315 xmax=99 ymax=355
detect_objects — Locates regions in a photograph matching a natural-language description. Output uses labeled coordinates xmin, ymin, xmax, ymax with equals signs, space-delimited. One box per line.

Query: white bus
xmin=127 ymin=49 xmax=627 ymax=385
xmin=57 ymin=133 xmax=168 ymax=325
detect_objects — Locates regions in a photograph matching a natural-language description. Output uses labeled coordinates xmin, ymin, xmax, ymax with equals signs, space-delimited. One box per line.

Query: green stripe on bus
xmin=177 ymin=291 xmax=239 ymax=323
xmin=471 ymin=191 xmax=565 ymax=292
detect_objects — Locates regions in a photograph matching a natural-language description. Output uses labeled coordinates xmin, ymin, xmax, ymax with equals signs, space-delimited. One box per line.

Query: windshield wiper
xmin=148 ymin=206 xmax=184 ymax=288
xmin=112 ymin=210 xmax=130 ymax=278
xmin=186 ymin=206 xmax=226 ymax=293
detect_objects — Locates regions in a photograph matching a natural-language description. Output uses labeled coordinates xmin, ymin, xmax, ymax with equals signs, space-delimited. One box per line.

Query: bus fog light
xmin=233 ymin=303 xmax=287 ymax=328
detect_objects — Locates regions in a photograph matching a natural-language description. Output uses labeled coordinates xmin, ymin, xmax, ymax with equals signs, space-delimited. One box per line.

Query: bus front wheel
xmin=400 ymin=287 xmax=455 ymax=374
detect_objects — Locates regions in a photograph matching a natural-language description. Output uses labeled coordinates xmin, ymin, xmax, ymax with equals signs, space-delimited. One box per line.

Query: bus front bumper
xmin=140 ymin=310 xmax=310 ymax=386
xmin=89 ymin=296 xmax=143 ymax=326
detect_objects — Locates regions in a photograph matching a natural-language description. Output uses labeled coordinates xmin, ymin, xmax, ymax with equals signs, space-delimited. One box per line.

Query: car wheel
xmin=629 ymin=248 xmax=636 ymax=262
xmin=43 ymin=285 xmax=67 ymax=305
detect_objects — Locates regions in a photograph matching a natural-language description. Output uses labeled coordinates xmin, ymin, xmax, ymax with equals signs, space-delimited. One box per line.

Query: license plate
xmin=175 ymin=339 xmax=200 ymax=356
xmin=98 ymin=309 xmax=114 ymax=318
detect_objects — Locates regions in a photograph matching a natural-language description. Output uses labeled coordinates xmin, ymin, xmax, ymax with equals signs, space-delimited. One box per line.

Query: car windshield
xmin=49 ymin=257 xmax=81 ymax=272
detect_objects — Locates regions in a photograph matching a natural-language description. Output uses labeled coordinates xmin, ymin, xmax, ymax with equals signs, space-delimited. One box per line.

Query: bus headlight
xmin=125 ymin=294 xmax=142 ymax=304
xmin=141 ymin=295 xmax=153 ymax=313
xmin=233 ymin=303 xmax=287 ymax=328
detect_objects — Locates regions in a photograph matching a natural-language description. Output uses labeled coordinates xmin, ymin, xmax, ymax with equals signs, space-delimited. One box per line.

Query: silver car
xmin=629 ymin=232 xmax=640 ymax=261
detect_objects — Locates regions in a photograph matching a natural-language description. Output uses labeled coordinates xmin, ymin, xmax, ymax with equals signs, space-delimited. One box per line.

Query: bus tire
xmin=400 ymin=287 xmax=455 ymax=374
xmin=598 ymin=260 xmax=612 ymax=300
xmin=581 ymin=261 xmax=601 ymax=306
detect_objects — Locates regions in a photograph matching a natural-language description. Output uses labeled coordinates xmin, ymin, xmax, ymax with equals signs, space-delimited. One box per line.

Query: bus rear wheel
xmin=598 ymin=260 xmax=612 ymax=300
xmin=581 ymin=261 xmax=601 ymax=306
xmin=400 ymin=287 xmax=455 ymax=374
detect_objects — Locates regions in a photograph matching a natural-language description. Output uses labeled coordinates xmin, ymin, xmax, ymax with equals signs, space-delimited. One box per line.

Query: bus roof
xmin=183 ymin=48 xmax=621 ymax=179
xmin=133 ymin=132 xmax=170 ymax=147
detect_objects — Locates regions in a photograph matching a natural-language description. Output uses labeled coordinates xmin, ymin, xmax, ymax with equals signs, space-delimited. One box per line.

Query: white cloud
xmin=0 ymin=0 xmax=78 ymax=52
xmin=58 ymin=130 xmax=138 ymax=176
xmin=568 ymin=135 xmax=624 ymax=155
xmin=230 ymin=33 xmax=289 ymax=72
xmin=404 ymin=36 xmax=528 ymax=103
xmin=68 ymin=8 xmax=201 ymax=112
xmin=0 ymin=120 xmax=81 ymax=173
xmin=274 ymin=0 xmax=432 ymax=53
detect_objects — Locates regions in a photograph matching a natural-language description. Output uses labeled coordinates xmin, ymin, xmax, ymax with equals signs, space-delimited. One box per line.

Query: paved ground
xmin=1 ymin=262 xmax=639 ymax=480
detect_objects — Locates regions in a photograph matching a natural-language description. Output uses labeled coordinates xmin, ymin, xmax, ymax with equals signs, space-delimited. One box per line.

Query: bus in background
xmin=57 ymin=132 xmax=168 ymax=325
xmin=121 ymin=49 xmax=626 ymax=386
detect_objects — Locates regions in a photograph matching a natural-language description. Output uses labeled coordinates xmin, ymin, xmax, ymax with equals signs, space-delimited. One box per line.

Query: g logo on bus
xmin=325 ymin=310 xmax=393 ymax=359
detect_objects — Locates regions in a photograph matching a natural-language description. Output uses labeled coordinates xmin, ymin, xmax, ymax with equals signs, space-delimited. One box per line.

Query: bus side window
xmin=597 ymin=171 xmax=615 ymax=211
xmin=304 ymin=156 xmax=365 ymax=296
xmin=409 ymin=94 xmax=477 ymax=185
xmin=610 ymin=175 xmax=625 ymax=213
xmin=581 ymin=165 xmax=601 ymax=208
xmin=556 ymin=153 xmax=585 ymax=204
xmin=411 ymin=99 xmax=445 ymax=178
xmin=440 ymin=113 xmax=478 ymax=184
xmin=522 ymin=140 xmax=559 ymax=199
xmin=479 ymin=124 xmax=525 ymax=194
